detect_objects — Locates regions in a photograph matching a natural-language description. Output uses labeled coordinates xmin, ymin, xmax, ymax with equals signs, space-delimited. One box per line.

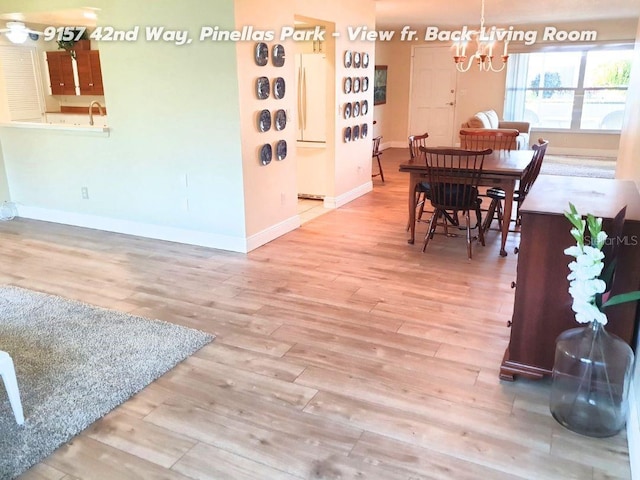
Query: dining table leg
xmin=499 ymin=180 xmax=516 ymax=256
xmin=407 ymin=173 xmax=419 ymax=244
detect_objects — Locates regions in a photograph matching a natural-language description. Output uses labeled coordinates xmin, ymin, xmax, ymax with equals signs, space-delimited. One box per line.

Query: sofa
xmin=461 ymin=109 xmax=530 ymax=150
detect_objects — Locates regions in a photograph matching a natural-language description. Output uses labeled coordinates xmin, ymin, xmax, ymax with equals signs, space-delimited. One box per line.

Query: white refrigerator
xmin=295 ymin=53 xmax=327 ymax=143
xmin=295 ymin=53 xmax=328 ymax=199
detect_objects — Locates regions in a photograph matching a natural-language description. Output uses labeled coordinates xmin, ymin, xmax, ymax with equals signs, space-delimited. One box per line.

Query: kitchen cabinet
xmin=45 ymin=51 xmax=76 ymax=95
xmin=500 ymin=176 xmax=640 ymax=381
xmin=76 ymin=51 xmax=103 ymax=95
xmin=296 ymin=29 xmax=325 ymax=54
xmin=46 ymin=49 xmax=104 ymax=96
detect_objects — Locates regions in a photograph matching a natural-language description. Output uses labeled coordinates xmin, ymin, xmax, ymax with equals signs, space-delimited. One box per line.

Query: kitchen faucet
xmin=88 ymin=101 xmax=104 ymax=126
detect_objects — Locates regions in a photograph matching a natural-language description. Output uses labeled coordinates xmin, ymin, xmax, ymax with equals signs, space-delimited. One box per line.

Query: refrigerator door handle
xmin=302 ymin=67 xmax=307 ymax=131
xmin=297 ymin=66 xmax=303 ymax=131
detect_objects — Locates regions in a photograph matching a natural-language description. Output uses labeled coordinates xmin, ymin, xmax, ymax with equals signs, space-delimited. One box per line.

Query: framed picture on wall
xmin=374 ymin=65 xmax=387 ymax=105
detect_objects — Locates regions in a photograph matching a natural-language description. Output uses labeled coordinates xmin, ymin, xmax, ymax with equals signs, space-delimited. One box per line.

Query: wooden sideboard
xmin=500 ymin=175 xmax=640 ymax=381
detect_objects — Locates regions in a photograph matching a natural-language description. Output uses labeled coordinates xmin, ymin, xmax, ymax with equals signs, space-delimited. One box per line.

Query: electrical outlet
xmin=280 ymin=193 xmax=286 ymax=205
xmin=81 ymin=187 xmax=89 ymax=199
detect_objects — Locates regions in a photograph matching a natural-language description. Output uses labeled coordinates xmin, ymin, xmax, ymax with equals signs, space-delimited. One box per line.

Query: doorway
xmin=294 ymin=16 xmax=335 ymax=222
xmin=408 ymin=46 xmax=458 ymax=146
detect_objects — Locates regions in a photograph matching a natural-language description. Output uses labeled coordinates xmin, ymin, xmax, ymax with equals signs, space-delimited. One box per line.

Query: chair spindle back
xmin=408 ymin=132 xmax=429 ymax=159
xmin=460 ymin=128 xmax=519 ymax=152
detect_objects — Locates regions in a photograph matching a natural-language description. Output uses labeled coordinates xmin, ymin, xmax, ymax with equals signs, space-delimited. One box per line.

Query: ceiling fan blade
xmin=4 ymin=21 xmax=44 ymax=35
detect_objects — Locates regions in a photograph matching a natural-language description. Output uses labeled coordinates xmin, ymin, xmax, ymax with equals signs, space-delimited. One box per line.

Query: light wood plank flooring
xmin=1 ymin=148 xmax=630 ymax=479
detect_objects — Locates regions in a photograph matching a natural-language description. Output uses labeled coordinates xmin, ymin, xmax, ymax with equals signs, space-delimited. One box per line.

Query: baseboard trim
xmin=324 ymin=181 xmax=372 ymax=209
xmin=547 ymin=147 xmax=618 ymax=158
xmin=246 ymin=215 xmax=300 ymax=252
xmin=382 ymin=141 xmax=407 ymax=150
xmin=629 ymin=382 xmax=639 ymax=480
xmin=16 ymin=205 xmax=250 ymax=253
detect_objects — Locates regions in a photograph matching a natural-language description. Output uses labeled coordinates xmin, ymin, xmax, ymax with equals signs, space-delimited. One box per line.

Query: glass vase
xmin=550 ymin=321 xmax=634 ymax=437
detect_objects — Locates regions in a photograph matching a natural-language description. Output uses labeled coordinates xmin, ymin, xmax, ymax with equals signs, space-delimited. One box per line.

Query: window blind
xmin=0 ymin=45 xmax=44 ymax=121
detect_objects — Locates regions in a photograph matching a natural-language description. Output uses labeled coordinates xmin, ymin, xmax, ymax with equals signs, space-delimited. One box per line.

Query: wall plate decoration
xmin=361 ymin=123 xmax=368 ymax=138
xmin=353 ymin=52 xmax=361 ymax=68
xmin=344 ymin=102 xmax=352 ymax=119
xmin=344 ymin=77 xmax=352 ymax=94
xmin=361 ymin=99 xmax=369 ymax=116
xmin=352 ymin=125 xmax=360 ymax=140
xmin=344 ymin=50 xmax=352 ymax=68
xmin=260 ymin=143 xmax=272 ymax=165
xmin=362 ymin=52 xmax=370 ymax=68
xmin=276 ymin=140 xmax=287 ymax=160
xmin=353 ymin=101 xmax=360 ymax=117
xmin=258 ymin=109 xmax=271 ymax=132
xmin=272 ymin=44 xmax=285 ymax=67
xmin=362 ymin=77 xmax=369 ymax=92
xmin=256 ymin=76 xmax=270 ymax=99
xmin=273 ymin=77 xmax=286 ymax=99
xmin=255 ymin=42 xmax=268 ymax=66
xmin=344 ymin=126 xmax=352 ymax=143
xmin=353 ymin=77 xmax=361 ymax=93
xmin=274 ymin=109 xmax=287 ymax=131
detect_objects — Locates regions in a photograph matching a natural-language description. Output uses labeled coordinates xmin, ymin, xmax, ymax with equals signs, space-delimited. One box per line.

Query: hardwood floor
xmin=1 ymin=148 xmax=630 ymax=479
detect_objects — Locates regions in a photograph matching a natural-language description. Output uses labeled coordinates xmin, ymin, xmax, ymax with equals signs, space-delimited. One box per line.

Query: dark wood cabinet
xmin=500 ymin=176 xmax=640 ymax=381
xmin=46 ymin=49 xmax=104 ymax=96
xmin=46 ymin=51 xmax=76 ymax=96
xmin=76 ymin=50 xmax=104 ymax=96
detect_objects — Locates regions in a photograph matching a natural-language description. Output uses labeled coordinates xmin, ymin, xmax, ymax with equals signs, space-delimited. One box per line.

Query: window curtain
xmin=503 ymin=54 xmax=529 ymax=122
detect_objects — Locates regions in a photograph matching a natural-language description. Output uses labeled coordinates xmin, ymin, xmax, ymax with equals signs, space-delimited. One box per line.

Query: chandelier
xmin=453 ymin=0 xmax=509 ymax=73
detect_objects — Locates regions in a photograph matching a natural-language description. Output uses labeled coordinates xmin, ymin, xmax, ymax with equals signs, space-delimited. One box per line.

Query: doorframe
xmin=407 ymin=44 xmax=459 ymax=145
xmin=293 ymin=15 xmax=336 ymax=207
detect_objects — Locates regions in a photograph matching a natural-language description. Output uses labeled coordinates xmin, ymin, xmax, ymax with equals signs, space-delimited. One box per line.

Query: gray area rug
xmin=0 ymin=286 xmax=214 ymax=479
xmin=540 ymin=155 xmax=616 ymax=179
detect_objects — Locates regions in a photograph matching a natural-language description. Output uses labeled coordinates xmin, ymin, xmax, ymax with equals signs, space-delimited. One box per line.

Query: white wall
xmin=234 ymin=0 xmax=300 ymax=247
xmin=0 ymin=148 xmax=9 ymax=203
xmin=0 ymin=0 xmax=248 ymax=251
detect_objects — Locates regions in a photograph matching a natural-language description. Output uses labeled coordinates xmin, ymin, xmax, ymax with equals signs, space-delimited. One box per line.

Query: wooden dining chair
xmin=459 ymin=128 xmax=520 ymax=151
xmin=419 ymin=147 xmax=492 ymax=259
xmin=408 ymin=132 xmax=429 ymax=159
xmin=372 ymin=136 xmax=384 ymax=182
xmin=408 ymin=133 xmax=431 ymax=226
xmin=483 ymin=139 xmax=549 ymax=233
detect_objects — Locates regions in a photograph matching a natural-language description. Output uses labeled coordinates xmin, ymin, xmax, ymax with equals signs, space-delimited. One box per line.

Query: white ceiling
xmin=374 ymin=0 xmax=640 ymax=28
xmin=0 ymin=8 xmax=98 ymax=28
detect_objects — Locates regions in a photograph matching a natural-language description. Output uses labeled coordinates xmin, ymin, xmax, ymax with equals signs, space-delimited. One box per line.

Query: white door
xmin=409 ymin=46 xmax=457 ymax=147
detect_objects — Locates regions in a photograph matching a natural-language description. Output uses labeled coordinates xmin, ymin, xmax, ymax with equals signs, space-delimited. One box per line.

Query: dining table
xmin=399 ymin=148 xmax=536 ymax=256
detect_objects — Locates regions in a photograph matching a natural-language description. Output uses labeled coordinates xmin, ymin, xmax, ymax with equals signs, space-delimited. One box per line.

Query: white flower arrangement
xmin=564 ymin=203 xmax=640 ymax=325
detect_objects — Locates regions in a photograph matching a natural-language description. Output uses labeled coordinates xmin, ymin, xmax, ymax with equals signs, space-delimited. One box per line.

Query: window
xmin=504 ymin=46 xmax=633 ymax=131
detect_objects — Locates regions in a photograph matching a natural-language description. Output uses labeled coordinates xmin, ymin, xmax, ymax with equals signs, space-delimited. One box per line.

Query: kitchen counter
xmin=0 ymin=121 xmax=109 ymax=136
